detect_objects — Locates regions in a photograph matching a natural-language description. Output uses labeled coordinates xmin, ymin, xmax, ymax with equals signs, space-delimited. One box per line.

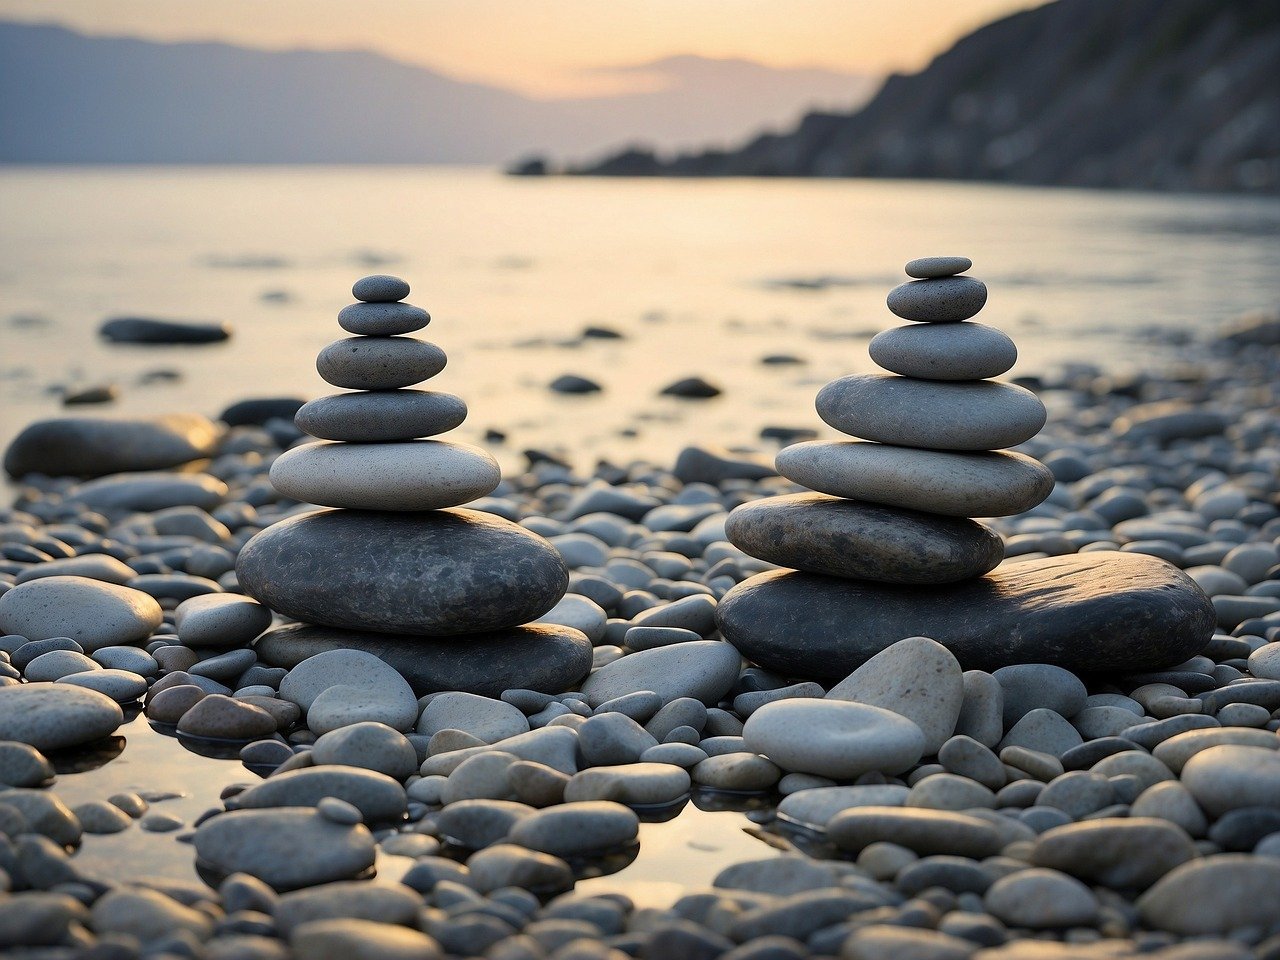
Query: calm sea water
xmin=2 ymin=167 xmax=1279 ymax=471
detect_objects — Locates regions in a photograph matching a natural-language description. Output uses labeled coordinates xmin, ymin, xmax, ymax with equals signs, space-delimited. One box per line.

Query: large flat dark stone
xmin=254 ymin=622 xmax=592 ymax=696
xmin=4 ymin=414 xmax=223 ymax=479
xmin=236 ymin=508 xmax=567 ymax=635
xmin=716 ymin=552 xmax=1214 ymax=679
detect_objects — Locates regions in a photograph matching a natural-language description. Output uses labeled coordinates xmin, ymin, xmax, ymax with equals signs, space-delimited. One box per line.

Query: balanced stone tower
xmin=718 ymin=257 xmax=1217 ymax=680
xmin=237 ymin=275 xmax=593 ymax=696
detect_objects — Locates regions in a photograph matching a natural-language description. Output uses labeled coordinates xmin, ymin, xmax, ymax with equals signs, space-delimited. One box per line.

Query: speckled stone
xmin=887 ymin=276 xmax=988 ymax=322
xmin=0 ymin=576 xmax=163 ymax=652
xmin=816 ymin=374 xmax=1046 ymax=451
xmin=905 ymin=256 xmax=972 ymax=279
xmin=316 ymin=336 xmax=448 ymax=391
xmin=0 ymin=683 xmax=124 ymax=751
xmin=269 ymin=440 xmax=500 ymax=511
xmin=352 ymin=274 xmax=410 ymax=303
xmin=337 ymin=301 xmax=430 ymax=336
xmin=869 ymin=322 xmax=1017 ymax=381
xmin=255 ymin=622 xmax=592 ymax=696
xmin=295 ymin=390 xmax=467 ymax=442
xmin=717 ymin=552 xmax=1214 ymax=679
xmin=237 ymin=508 xmax=568 ymax=635
xmin=725 ymin=493 xmax=1002 ymax=584
xmin=777 ymin=441 xmax=1054 ymax=517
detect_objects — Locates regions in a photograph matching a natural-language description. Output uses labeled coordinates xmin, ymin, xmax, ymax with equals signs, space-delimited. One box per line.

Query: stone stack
xmin=718 ymin=257 xmax=1216 ymax=679
xmin=237 ymin=276 xmax=593 ymax=696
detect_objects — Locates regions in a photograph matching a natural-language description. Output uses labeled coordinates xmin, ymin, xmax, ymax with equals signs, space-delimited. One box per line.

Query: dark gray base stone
xmin=254 ymin=622 xmax=593 ymax=696
xmin=716 ymin=552 xmax=1214 ymax=680
xmin=236 ymin=508 xmax=568 ymax=635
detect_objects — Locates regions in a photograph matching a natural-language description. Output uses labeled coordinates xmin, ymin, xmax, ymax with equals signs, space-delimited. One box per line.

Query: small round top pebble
xmin=905 ymin=256 xmax=972 ymax=279
xmin=352 ymin=274 xmax=410 ymax=303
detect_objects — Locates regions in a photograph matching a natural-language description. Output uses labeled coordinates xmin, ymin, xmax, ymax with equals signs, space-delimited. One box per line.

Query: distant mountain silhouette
xmin=563 ymin=0 xmax=1280 ymax=193
xmin=0 ymin=22 xmax=875 ymax=163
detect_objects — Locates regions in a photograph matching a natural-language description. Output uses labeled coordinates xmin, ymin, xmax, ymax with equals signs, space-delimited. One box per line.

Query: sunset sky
xmin=0 ymin=0 xmax=1045 ymax=97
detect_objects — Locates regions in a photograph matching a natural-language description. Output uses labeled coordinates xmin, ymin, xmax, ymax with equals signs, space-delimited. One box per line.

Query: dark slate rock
xmin=255 ymin=622 xmax=592 ymax=696
xmin=725 ymin=492 xmax=1002 ymax=584
xmin=100 ymin=317 xmax=231 ymax=344
xmin=716 ymin=552 xmax=1214 ymax=680
xmin=219 ymin=397 xmax=307 ymax=427
xmin=672 ymin=446 xmax=775 ymax=485
xmin=549 ymin=375 xmax=602 ymax=395
xmin=237 ymin=508 xmax=568 ymax=635
xmin=4 ymin=414 xmax=222 ymax=479
xmin=659 ymin=377 xmax=722 ymax=399
xmin=294 ymin=390 xmax=467 ymax=442
xmin=337 ymin=301 xmax=430 ymax=336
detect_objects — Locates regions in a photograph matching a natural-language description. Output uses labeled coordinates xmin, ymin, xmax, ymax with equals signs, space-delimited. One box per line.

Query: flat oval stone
xmin=228 ymin=766 xmax=407 ymax=823
xmin=238 ymin=508 xmax=568 ymax=635
xmin=269 ymin=440 xmax=500 ymax=511
xmin=316 ymin=336 xmax=447 ymax=390
xmin=743 ymin=700 xmax=924 ymax=779
xmin=295 ymin=390 xmax=467 ymax=442
xmin=777 ymin=441 xmax=1053 ymax=517
xmin=816 ymin=375 xmax=1046 ymax=451
xmin=1181 ymin=744 xmax=1280 ymax=817
xmin=256 ymin=622 xmax=591 ymax=696
xmin=869 ymin=322 xmax=1017 ymax=381
xmin=579 ymin=641 xmax=742 ymax=708
xmin=905 ymin=256 xmax=972 ymax=279
xmin=1137 ymin=854 xmax=1280 ymax=935
xmin=0 ymin=576 xmax=163 ymax=652
xmin=887 ymin=276 xmax=988 ymax=322
xmin=717 ymin=552 xmax=1214 ymax=679
xmin=726 ymin=493 xmax=1003 ymax=584
xmin=4 ymin=413 xmax=222 ymax=479
xmin=337 ymin=301 xmax=430 ymax=336
xmin=352 ymin=274 xmax=410 ymax=303
xmin=828 ymin=807 xmax=1005 ymax=857
xmin=0 ymin=683 xmax=124 ymax=751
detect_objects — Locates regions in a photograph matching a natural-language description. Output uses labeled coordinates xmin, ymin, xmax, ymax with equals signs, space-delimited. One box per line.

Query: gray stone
xmin=904 ymin=256 xmax=972 ymax=279
xmin=257 ymin=622 xmax=591 ymax=697
xmin=278 ymin=649 xmax=419 ymax=734
xmin=0 ymin=742 xmax=54 ymax=787
xmin=176 ymin=694 xmax=278 ymax=740
xmin=843 ymin=927 xmax=976 ymax=960
xmin=296 ymin=390 xmax=467 ymax=442
xmin=714 ymin=855 xmax=839 ymax=895
xmin=563 ymin=762 xmax=691 ymax=805
xmin=507 ymin=801 xmax=639 ymax=856
xmin=292 ymin=918 xmax=442 ymax=960
xmin=418 ymin=692 xmax=530 ymax=744
xmin=998 ymin=709 xmax=1082 ymax=758
xmin=58 ymin=668 xmax=149 ymax=702
xmin=352 ymin=274 xmax=410 ymax=303
xmin=0 ymin=576 xmax=163 ymax=652
xmin=870 ymin=321 xmax=1017 ymax=381
xmin=0 ymin=892 xmax=87 ymax=948
xmin=577 ymin=712 xmax=658 ymax=766
xmin=580 ymin=641 xmax=740 ymax=707
xmin=274 ymin=880 xmax=419 ymax=936
xmin=994 ymin=664 xmax=1087 ymax=726
xmin=238 ymin=508 xmax=567 ymax=634
xmin=64 ymin=471 xmax=227 ymax=512
xmin=229 ymin=765 xmax=407 ymax=823
xmin=826 ymin=636 xmax=963 ymax=754
xmin=743 ymin=699 xmax=924 ymax=778
xmin=828 ymin=807 xmax=1004 ymax=857
xmin=939 ymin=735 xmax=1005 ymax=790
xmin=983 ymin=868 xmax=1098 ymax=928
xmin=906 ymin=773 xmax=997 ymax=810
xmin=337 ymin=300 xmax=430 ymax=336
xmin=14 ymin=554 xmax=138 ymax=587
xmin=4 ymin=413 xmax=222 ymax=478
xmin=91 ymin=887 xmax=214 ymax=942
xmin=465 ymin=843 xmax=574 ymax=894
xmin=1152 ymin=727 xmax=1278 ymax=773
xmin=269 ymin=440 xmax=500 ymax=511
xmin=316 ymin=336 xmax=448 ymax=391
xmin=436 ymin=799 xmax=533 ymax=848
xmin=887 ymin=276 xmax=988 ymax=322
xmin=717 ymin=552 xmax=1214 ymax=679
xmin=815 ymin=374 xmax=1046 ymax=451
xmin=72 ymin=799 xmax=133 ymax=834
xmin=1031 ymin=818 xmax=1197 ymax=889
xmin=23 ymin=649 xmax=100 ymax=681
xmin=692 ymin=753 xmax=782 ymax=790
xmin=1130 ymin=781 xmax=1208 ymax=838
xmin=777 ymin=441 xmax=1054 ymax=517
xmin=175 ymin=594 xmax=272 ymax=649
xmin=954 ymin=671 xmax=1003 ymax=748
xmin=1181 ymin=744 xmax=1280 ymax=816
xmin=1137 ymin=855 xmax=1280 ymax=934
xmin=311 ymin=722 xmax=419 ymax=780
xmin=100 ymin=316 xmax=230 ymax=344
xmin=773 ymin=784 xmax=912 ymax=830
xmin=0 ymin=683 xmax=124 ymax=750
xmin=726 ymin=493 xmax=1002 ymax=584
xmin=193 ymin=808 xmax=376 ymax=891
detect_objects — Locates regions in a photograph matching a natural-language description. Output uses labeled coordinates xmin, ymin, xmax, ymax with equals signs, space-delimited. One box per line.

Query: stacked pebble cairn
xmin=235 ymin=276 xmax=588 ymax=692
xmin=725 ymin=255 xmax=1055 ymax=587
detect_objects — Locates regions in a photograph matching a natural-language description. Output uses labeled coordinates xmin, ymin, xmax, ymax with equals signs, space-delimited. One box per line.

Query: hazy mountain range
xmin=0 ymin=22 xmax=877 ymax=164
xmin=563 ymin=0 xmax=1280 ymax=193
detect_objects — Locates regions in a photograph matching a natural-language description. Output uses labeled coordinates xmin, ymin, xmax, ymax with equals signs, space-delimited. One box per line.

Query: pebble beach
xmin=1 ymin=231 xmax=1280 ymax=960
